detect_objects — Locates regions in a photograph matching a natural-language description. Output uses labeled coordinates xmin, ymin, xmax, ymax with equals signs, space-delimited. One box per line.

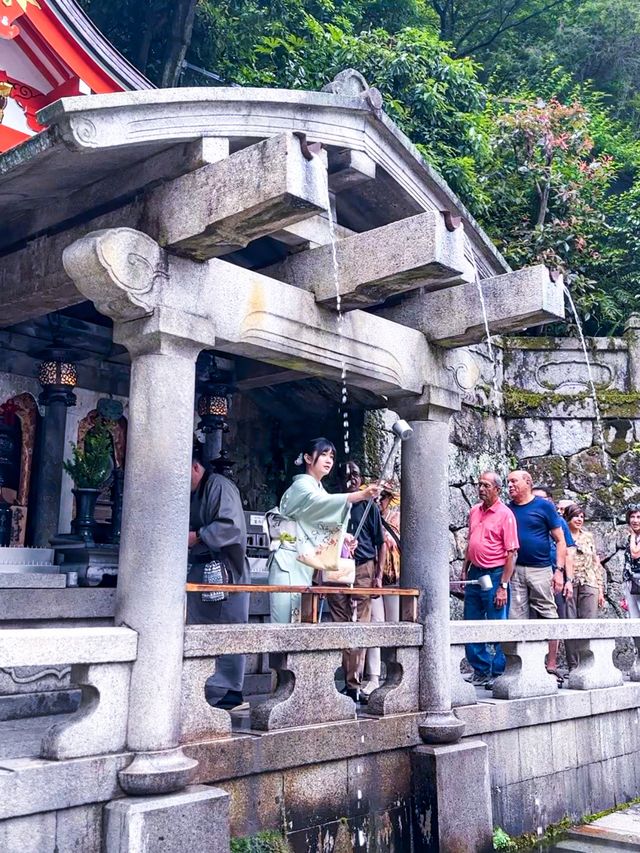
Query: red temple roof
xmin=0 ymin=0 xmax=153 ymax=152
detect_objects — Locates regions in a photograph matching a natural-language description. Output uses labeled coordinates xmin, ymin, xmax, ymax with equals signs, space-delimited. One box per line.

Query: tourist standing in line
xmin=623 ymin=505 xmax=640 ymax=618
xmin=563 ymin=504 xmax=605 ymax=669
xmin=266 ymin=439 xmax=378 ymax=624
xmin=362 ymin=479 xmax=400 ymax=698
xmin=327 ymin=461 xmax=386 ymax=704
xmin=507 ymin=471 xmax=573 ymax=683
xmin=187 ymin=443 xmax=251 ymax=711
xmin=461 ymin=471 xmax=519 ymax=689
xmin=532 ymin=485 xmax=576 ymax=679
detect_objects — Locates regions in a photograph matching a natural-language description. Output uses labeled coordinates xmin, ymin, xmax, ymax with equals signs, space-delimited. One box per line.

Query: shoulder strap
xmin=381 ymin=516 xmax=401 ymax=552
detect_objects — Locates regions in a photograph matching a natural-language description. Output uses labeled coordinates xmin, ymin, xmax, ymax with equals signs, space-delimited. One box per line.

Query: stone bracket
xmin=263 ymin=210 xmax=470 ymax=310
xmin=367 ymin=646 xmax=419 ymax=716
xmin=491 ymin=641 xmax=557 ymax=700
xmin=180 ymin=657 xmax=231 ymax=743
xmin=327 ymin=149 xmax=376 ymax=193
xmin=143 ymin=132 xmax=329 ymax=260
xmin=567 ymin=638 xmax=624 ymax=690
xmin=41 ymin=661 xmax=131 ymax=759
xmin=379 ymin=264 xmax=564 ymax=346
xmin=250 ymin=650 xmax=356 ymax=731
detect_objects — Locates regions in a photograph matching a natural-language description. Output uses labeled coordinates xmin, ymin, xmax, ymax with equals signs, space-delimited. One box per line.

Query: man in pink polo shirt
xmin=461 ymin=471 xmax=519 ymax=688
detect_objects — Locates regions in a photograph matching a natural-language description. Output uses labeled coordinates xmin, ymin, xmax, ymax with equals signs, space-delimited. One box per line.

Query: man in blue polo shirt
xmin=507 ymin=470 xmax=572 ymax=622
xmin=533 ymin=485 xmax=577 ymax=680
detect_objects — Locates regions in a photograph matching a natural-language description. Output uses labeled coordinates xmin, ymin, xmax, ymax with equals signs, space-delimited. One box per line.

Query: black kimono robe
xmin=187 ymin=471 xmax=250 ymax=704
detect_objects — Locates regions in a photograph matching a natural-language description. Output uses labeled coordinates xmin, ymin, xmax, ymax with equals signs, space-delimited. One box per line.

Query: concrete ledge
xmin=451 ymin=618 xmax=640 ymax=643
xmin=0 ymin=574 xmax=66 ymax=589
xmin=0 ymin=627 xmax=137 ymax=667
xmin=184 ymin=622 xmax=422 ymax=656
xmin=456 ymin=683 xmax=640 ymax=736
xmin=0 ymin=589 xmax=115 ymax=622
xmin=0 ymin=714 xmax=422 ymax=819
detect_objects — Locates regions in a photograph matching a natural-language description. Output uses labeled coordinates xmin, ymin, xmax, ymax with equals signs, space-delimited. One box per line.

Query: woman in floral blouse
xmin=564 ymin=504 xmax=605 ymax=670
xmin=623 ymin=505 xmax=640 ymax=618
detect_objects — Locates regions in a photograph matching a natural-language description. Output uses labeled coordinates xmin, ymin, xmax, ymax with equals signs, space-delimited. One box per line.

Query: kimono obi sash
xmin=265 ymin=510 xmax=298 ymax=551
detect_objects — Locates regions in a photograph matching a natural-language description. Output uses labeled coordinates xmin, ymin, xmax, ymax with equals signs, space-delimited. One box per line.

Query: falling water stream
xmin=562 ymin=285 xmax=613 ymax=486
xmin=312 ymin=153 xmax=350 ymax=456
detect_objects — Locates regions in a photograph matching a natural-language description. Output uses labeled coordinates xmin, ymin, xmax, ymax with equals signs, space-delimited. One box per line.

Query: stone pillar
xmin=61 ymin=227 xmax=216 ymax=795
xmin=32 ymin=386 xmax=75 ymax=546
xmin=399 ymin=401 xmax=464 ymax=743
xmin=625 ymin=314 xmax=640 ymax=391
xmin=115 ymin=326 xmax=201 ymax=794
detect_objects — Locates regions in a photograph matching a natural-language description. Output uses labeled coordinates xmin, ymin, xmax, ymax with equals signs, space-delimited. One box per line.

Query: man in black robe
xmin=187 ymin=445 xmax=250 ymax=711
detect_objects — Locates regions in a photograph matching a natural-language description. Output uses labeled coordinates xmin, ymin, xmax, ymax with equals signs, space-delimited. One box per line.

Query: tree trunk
xmin=159 ymin=0 xmax=198 ymax=88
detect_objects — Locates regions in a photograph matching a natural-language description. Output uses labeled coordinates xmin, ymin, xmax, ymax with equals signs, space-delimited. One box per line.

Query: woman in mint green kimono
xmin=267 ymin=437 xmax=379 ymax=623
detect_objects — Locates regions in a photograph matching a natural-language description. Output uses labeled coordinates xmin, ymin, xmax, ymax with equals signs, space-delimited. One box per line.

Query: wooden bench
xmin=185 ymin=583 xmax=420 ymax=623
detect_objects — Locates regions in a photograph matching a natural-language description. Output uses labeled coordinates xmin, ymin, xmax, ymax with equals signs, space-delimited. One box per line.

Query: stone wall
xmin=446 ymin=334 xmax=640 ymax=621
xmin=457 ymin=684 xmax=640 ymax=838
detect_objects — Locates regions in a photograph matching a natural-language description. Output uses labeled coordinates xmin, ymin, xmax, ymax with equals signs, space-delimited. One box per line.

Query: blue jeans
xmin=463 ymin=566 xmax=509 ymax=677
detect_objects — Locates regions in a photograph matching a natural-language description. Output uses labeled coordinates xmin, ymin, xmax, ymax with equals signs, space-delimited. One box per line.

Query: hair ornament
xmin=294 ymin=452 xmax=304 ymax=466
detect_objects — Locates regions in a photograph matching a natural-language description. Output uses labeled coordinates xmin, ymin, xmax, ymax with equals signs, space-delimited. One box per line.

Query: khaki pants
xmin=565 ymin=583 xmax=599 ymax=670
xmin=509 ymin=564 xmax=559 ymax=620
xmin=327 ymin=559 xmax=376 ymax=690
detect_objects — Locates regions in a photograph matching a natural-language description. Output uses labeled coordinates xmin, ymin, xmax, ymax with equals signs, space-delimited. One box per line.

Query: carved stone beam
xmin=170 ymin=252 xmax=435 ymax=396
xmin=378 ymin=265 xmax=564 ymax=347
xmin=262 ymin=211 xmax=470 ymax=310
xmin=142 ymin=132 xmax=329 ymax=260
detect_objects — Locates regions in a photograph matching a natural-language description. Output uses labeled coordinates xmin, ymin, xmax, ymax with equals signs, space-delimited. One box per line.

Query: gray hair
xmin=480 ymin=471 xmax=502 ymax=489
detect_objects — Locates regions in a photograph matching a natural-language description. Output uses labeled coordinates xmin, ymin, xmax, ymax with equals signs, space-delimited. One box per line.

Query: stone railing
xmin=181 ymin=623 xmax=422 ymax=742
xmin=0 ymin=626 xmax=137 ymax=759
xmin=450 ymin=619 xmax=640 ymax=705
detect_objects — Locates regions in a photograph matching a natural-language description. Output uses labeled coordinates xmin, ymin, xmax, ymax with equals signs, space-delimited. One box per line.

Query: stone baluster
xmin=367 ymin=646 xmax=419 ymax=716
xmin=450 ymin=644 xmax=477 ymax=708
xmin=491 ymin=641 xmax=557 ymax=699
xmin=567 ymin=639 xmax=623 ymax=690
xmin=629 ymin=637 xmax=640 ymax=682
xmin=397 ymin=393 xmax=465 ymax=743
xmin=250 ymin=650 xmax=356 ymax=731
xmin=63 ymin=228 xmax=214 ymax=794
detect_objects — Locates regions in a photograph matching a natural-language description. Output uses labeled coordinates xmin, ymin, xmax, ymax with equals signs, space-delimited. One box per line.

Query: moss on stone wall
xmin=503 ymin=385 xmax=640 ymax=418
xmin=596 ymin=389 xmax=640 ymax=417
xmin=502 ymin=386 xmax=588 ymax=416
xmin=230 ymin=831 xmax=292 ymax=853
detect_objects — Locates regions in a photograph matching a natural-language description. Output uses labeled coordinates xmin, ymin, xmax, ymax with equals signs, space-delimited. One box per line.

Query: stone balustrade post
xmin=398 ymin=392 xmax=465 ymax=743
xmin=62 ymin=227 xmax=216 ymax=795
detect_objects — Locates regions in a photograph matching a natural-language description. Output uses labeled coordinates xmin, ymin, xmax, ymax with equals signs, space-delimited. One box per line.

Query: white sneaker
xmin=360 ymin=679 xmax=380 ymax=696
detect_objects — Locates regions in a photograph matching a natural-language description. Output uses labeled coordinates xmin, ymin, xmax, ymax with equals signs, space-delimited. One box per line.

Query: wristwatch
xmin=500 ymin=582 xmax=509 ymax=589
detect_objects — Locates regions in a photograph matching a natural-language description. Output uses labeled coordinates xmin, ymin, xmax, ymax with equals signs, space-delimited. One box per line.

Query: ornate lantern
xmin=197 ymin=383 xmax=229 ymax=433
xmin=36 ymin=347 xmax=80 ymax=406
xmin=196 ymin=353 xmax=233 ymax=433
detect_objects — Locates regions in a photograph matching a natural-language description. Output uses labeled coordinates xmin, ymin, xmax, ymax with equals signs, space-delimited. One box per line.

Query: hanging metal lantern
xmin=36 ymin=347 xmax=80 ymax=406
xmin=197 ymin=383 xmax=229 ymax=433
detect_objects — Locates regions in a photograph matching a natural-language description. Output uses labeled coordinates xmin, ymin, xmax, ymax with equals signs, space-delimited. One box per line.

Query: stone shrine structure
xmin=2 ymin=72 xmax=640 ymax=853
